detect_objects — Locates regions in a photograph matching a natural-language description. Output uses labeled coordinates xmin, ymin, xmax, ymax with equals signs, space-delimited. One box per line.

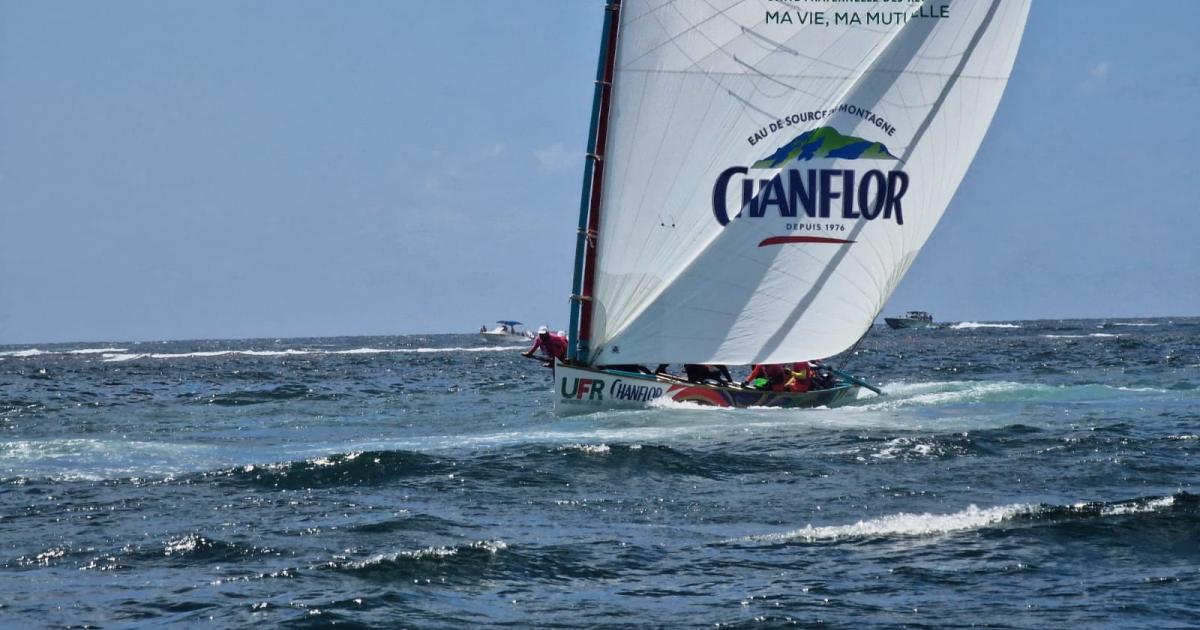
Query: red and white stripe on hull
xmin=552 ymin=361 xmax=860 ymax=414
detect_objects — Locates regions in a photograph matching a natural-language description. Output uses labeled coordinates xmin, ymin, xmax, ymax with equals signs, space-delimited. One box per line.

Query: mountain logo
xmin=711 ymin=125 xmax=908 ymax=231
xmin=752 ymin=126 xmax=897 ymax=169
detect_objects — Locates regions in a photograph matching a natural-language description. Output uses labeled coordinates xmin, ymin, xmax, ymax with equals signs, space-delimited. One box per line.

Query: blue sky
xmin=1 ymin=1 xmax=1197 ymax=344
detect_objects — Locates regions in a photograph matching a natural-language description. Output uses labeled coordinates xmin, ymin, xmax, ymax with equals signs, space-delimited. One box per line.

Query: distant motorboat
xmin=884 ymin=311 xmax=939 ymax=330
xmin=479 ymin=320 xmax=534 ymax=344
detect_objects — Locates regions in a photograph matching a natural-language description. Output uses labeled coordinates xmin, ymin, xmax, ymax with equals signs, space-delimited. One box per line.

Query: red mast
xmin=574 ymin=0 xmax=621 ymax=364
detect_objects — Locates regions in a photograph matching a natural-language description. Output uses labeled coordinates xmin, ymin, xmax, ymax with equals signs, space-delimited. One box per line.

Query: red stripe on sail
xmin=758 ymin=236 xmax=857 ymax=247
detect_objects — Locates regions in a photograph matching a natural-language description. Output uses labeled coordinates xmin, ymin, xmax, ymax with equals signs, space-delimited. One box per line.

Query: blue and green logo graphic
xmin=712 ymin=126 xmax=909 ymax=235
xmin=752 ymin=126 xmax=898 ymax=168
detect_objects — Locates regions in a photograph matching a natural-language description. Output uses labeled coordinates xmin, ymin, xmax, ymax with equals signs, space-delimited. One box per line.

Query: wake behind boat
xmin=542 ymin=0 xmax=1029 ymax=413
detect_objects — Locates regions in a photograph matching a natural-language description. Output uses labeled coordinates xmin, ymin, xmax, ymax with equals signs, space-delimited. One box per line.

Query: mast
xmin=567 ymin=0 xmax=621 ymax=364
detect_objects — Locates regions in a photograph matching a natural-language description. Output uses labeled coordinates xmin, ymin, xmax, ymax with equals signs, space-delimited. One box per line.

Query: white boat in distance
xmin=552 ymin=0 xmax=1030 ymax=413
xmin=885 ymin=311 xmax=940 ymax=330
xmin=479 ymin=320 xmax=534 ymax=344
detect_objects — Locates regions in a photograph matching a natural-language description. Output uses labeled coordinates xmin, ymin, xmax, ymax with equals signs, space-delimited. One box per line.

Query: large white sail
xmin=585 ymin=0 xmax=1029 ymax=366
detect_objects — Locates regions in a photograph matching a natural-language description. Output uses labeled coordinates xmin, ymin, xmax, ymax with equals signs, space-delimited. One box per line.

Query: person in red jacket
xmin=743 ymin=363 xmax=789 ymax=391
xmin=523 ymin=325 xmax=567 ymax=366
xmin=785 ymin=361 xmax=813 ymax=392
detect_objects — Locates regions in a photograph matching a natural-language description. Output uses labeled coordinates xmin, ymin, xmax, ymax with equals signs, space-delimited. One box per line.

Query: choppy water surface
xmin=2 ymin=318 xmax=1198 ymax=627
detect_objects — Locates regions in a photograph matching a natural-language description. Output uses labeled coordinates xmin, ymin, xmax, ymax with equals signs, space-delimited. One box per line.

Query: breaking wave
xmin=0 ymin=347 xmax=125 ymax=357
xmin=322 ymin=540 xmax=510 ymax=581
xmin=204 ymin=450 xmax=455 ymax=489
xmin=1042 ymin=333 xmax=1118 ymax=339
xmin=200 ymin=384 xmax=342 ymax=406
xmin=100 ymin=345 xmax=523 ymax=362
xmin=0 ymin=349 xmax=46 ymax=357
xmin=950 ymin=322 xmax=1022 ymax=330
xmin=732 ymin=493 xmax=1194 ymax=544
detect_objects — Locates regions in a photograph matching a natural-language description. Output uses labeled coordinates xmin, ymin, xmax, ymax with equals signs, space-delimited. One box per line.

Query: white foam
xmin=0 ymin=349 xmax=46 ymax=357
xmin=100 ymin=353 xmax=147 ymax=362
xmin=950 ymin=322 xmax=1021 ymax=330
xmin=346 ymin=540 xmax=507 ymax=569
xmin=333 ymin=345 xmax=523 ymax=355
xmin=101 ymin=345 xmax=525 ymax=362
xmin=1042 ymin=333 xmax=1118 ymax=339
xmin=557 ymin=443 xmax=611 ymax=454
xmin=0 ymin=347 xmax=128 ymax=357
xmin=853 ymin=380 xmax=1031 ymax=409
xmin=0 ymin=438 xmax=230 ymax=481
xmin=1110 ymin=322 xmax=1159 ymax=327
xmin=164 ymin=533 xmax=208 ymax=555
xmin=647 ymin=397 xmax=728 ymax=412
xmin=847 ymin=379 xmax=1169 ymax=412
xmin=736 ymin=503 xmax=1036 ymax=543
xmin=1094 ymin=496 xmax=1175 ymax=516
xmin=871 ymin=437 xmax=940 ymax=459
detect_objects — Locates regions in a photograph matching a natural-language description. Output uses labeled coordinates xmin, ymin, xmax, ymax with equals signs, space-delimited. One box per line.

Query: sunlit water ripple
xmin=2 ymin=319 xmax=1198 ymax=627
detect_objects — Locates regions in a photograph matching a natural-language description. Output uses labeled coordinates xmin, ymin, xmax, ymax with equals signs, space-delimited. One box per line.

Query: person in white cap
xmin=522 ymin=325 xmax=567 ymax=366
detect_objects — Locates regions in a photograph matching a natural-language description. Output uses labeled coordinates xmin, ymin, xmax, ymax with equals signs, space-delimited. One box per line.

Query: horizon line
xmin=2 ymin=313 xmax=1194 ymax=348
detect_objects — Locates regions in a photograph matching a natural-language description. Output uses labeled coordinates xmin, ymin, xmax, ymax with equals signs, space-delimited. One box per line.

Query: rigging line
xmin=642 ymin=2 xmax=935 ymax=132
xmin=686 ymin=10 xmax=882 ymax=131
xmin=836 ymin=328 xmax=870 ymax=371
xmin=651 ymin=0 xmax=896 ymax=131
xmin=690 ymin=0 xmax=870 ymax=93
xmin=623 ymin=0 xmax=692 ymax=24
xmin=731 ymin=54 xmax=803 ymax=93
xmin=619 ymin=0 xmax=759 ymax=70
xmin=739 ymin=26 xmax=872 ymax=74
xmin=655 ymin=0 xmax=854 ymax=98
xmin=725 ymin=89 xmax=779 ymax=120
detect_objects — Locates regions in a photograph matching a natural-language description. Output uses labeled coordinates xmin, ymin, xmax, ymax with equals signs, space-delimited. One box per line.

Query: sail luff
xmin=576 ymin=0 xmax=624 ymax=365
xmin=568 ymin=0 xmax=622 ymax=363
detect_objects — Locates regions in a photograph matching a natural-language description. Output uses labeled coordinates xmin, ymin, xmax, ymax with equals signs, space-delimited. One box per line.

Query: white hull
xmin=479 ymin=332 xmax=532 ymax=344
xmin=553 ymin=362 xmax=860 ymax=414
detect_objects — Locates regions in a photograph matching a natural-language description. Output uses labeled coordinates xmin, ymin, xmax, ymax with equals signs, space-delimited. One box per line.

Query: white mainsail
xmin=584 ymin=0 xmax=1029 ymax=366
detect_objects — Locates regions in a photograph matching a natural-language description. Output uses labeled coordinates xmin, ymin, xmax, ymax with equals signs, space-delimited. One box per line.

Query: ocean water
xmin=2 ymin=318 xmax=1197 ymax=627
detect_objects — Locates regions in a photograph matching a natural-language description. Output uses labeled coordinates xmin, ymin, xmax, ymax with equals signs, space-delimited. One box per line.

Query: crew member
xmin=683 ymin=364 xmax=733 ymax=384
xmin=784 ymin=361 xmax=812 ymax=393
xmin=523 ymin=325 xmax=567 ymax=366
xmin=743 ymin=364 xmax=789 ymax=391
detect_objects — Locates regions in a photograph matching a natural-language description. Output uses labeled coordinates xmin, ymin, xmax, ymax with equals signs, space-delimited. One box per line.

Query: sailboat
xmin=554 ymin=0 xmax=1030 ymax=412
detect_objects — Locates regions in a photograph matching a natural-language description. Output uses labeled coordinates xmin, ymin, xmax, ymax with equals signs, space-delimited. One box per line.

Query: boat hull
xmin=480 ymin=332 xmax=531 ymax=344
xmin=884 ymin=317 xmax=938 ymax=330
xmin=553 ymin=362 xmax=861 ymax=414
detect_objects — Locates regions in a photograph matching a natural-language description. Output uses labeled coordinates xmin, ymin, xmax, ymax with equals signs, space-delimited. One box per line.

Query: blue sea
xmin=2 ymin=318 xmax=1198 ymax=627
